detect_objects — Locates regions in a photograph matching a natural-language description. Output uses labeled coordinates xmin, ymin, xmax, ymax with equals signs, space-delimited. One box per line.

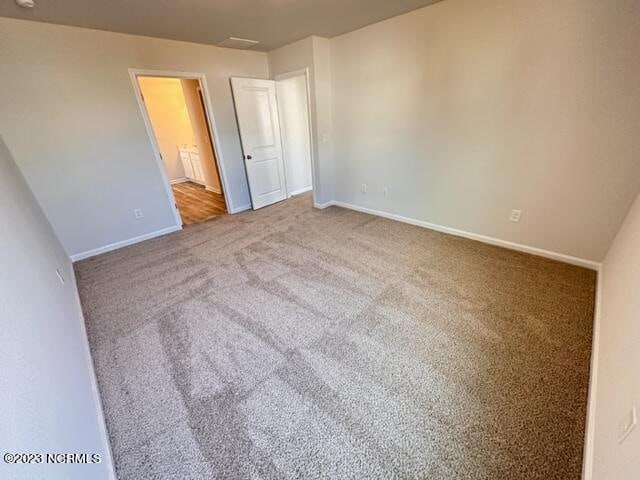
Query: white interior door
xmin=231 ymin=77 xmax=287 ymax=210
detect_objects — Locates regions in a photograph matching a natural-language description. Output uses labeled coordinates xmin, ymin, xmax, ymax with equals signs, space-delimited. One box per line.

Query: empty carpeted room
xmin=1 ymin=0 xmax=639 ymax=479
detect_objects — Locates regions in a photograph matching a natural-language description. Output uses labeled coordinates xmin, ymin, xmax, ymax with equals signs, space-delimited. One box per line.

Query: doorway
xmin=276 ymin=70 xmax=313 ymax=198
xmin=230 ymin=69 xmax=314 ymax=210
xmin=131 ymin=72 xmax=229 ymax=226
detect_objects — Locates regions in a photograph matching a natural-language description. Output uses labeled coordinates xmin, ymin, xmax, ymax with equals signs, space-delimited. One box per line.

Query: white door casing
xmin=231 ymin=77 xmax=287 ymax=210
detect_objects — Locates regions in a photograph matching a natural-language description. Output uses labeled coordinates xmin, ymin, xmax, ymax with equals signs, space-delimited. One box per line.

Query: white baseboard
xmin=582 ymin=265 xmax=603 ymax=480
xmin=331 ymin=200 xmax=601 ymax=270
xmin=175 ymin=177 xmax=205 ymax=186
xmin=70 ymin=225 xmax=182 ymax=262
xmin=205 ymin=185 xmax=222 ymax=194
xmin=68 ymin=270 xmax=117 ymax=479
xmin=289 ymin=186 xmax=313 ymax=197
xmin=314 ymin=200 xmax=335 ymax=210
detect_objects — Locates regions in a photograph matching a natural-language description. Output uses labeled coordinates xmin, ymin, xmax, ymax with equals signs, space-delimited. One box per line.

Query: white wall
xmin=277 ymin=74 xmax=313 ymax=195
xmin=0 ymin=17 xmax=268 ymax=258
xmin=268 ymin=36 xmax=335 ymax=206
xmin=181 ymin=79 xmax=223 ymax=194
xmin=329 ymin=0 xmax=640 ymax=262
xmin=137 ymin=77 xmax=191 ymax=181
xmin=0 ymin=136 xmax=114 ymax=480
xmin=588 ymin=191 xmax=640 ymax=480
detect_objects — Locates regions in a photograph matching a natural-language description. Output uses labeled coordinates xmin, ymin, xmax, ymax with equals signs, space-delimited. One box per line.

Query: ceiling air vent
xmin=217 ymin=37 xmax=260 ymax=49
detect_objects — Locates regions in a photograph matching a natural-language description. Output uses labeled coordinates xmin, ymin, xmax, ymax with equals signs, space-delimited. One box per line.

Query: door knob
xmin=245 ymin=154 xmax=252 ymax=160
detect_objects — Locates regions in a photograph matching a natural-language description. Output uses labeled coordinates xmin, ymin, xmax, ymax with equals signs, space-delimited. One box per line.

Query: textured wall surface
xmin=0 ymin=17 xmax=268 ymax=257
xmin=0 ymin=136 xmax=114 ymax=480
xmin=138 ymin=77 xmax=192 ymax=181
xmin=591 ymin=192 xmax=640 ymax=480
xmin=330 ymin=0 xmax=640 ymax=261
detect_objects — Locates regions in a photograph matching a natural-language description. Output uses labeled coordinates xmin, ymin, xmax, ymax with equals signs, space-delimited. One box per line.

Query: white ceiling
xmin=0 ymin=0 xmax=443 ymax=51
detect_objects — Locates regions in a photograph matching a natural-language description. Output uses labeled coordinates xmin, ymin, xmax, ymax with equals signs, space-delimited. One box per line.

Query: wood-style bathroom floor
xmin=172 ymin=181 xmax=227 ymax=225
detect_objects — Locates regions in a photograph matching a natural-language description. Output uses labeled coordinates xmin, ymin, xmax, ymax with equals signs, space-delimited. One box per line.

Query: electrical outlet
xmin=509 ymin=209 xmax=522 ymax=222
xmin=134 ymin=208 xmax=144 ymax=219
xmin=383 ymin=187 xmax=389 ymax=197
xmin=361 ymin=183 xmax=367 ymax=194
xmin=322 ymin=133 xmax=329 ymax=143
xmin=618 ymin=406 xmax=637 ymax=444
xmin=55 ymin=268 xmax=65 ymax=285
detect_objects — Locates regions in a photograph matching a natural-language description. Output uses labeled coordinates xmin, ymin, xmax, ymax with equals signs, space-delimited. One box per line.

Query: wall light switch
xmin=509 ymin=209 xmax=522 ymax=222
xmin=618 ymin=406 xmax=637 ymax=444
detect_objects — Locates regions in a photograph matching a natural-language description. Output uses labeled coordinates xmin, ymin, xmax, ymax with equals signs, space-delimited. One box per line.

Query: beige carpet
xmin=76 ymin=193 xmax=596 ymax=479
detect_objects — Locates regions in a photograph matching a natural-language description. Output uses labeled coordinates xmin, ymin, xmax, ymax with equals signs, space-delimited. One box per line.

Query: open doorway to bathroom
xmin=133 ymin=73 xmax=228 ymax=226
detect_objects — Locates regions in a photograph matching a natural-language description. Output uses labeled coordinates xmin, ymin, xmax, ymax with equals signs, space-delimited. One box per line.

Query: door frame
xmin=231 ymin=77 xmax=289 ymax=210
xmin=129 ymin=68 xmax=234 ymax=229
xmin=274 ymin=68 xmax=317 ymax=207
